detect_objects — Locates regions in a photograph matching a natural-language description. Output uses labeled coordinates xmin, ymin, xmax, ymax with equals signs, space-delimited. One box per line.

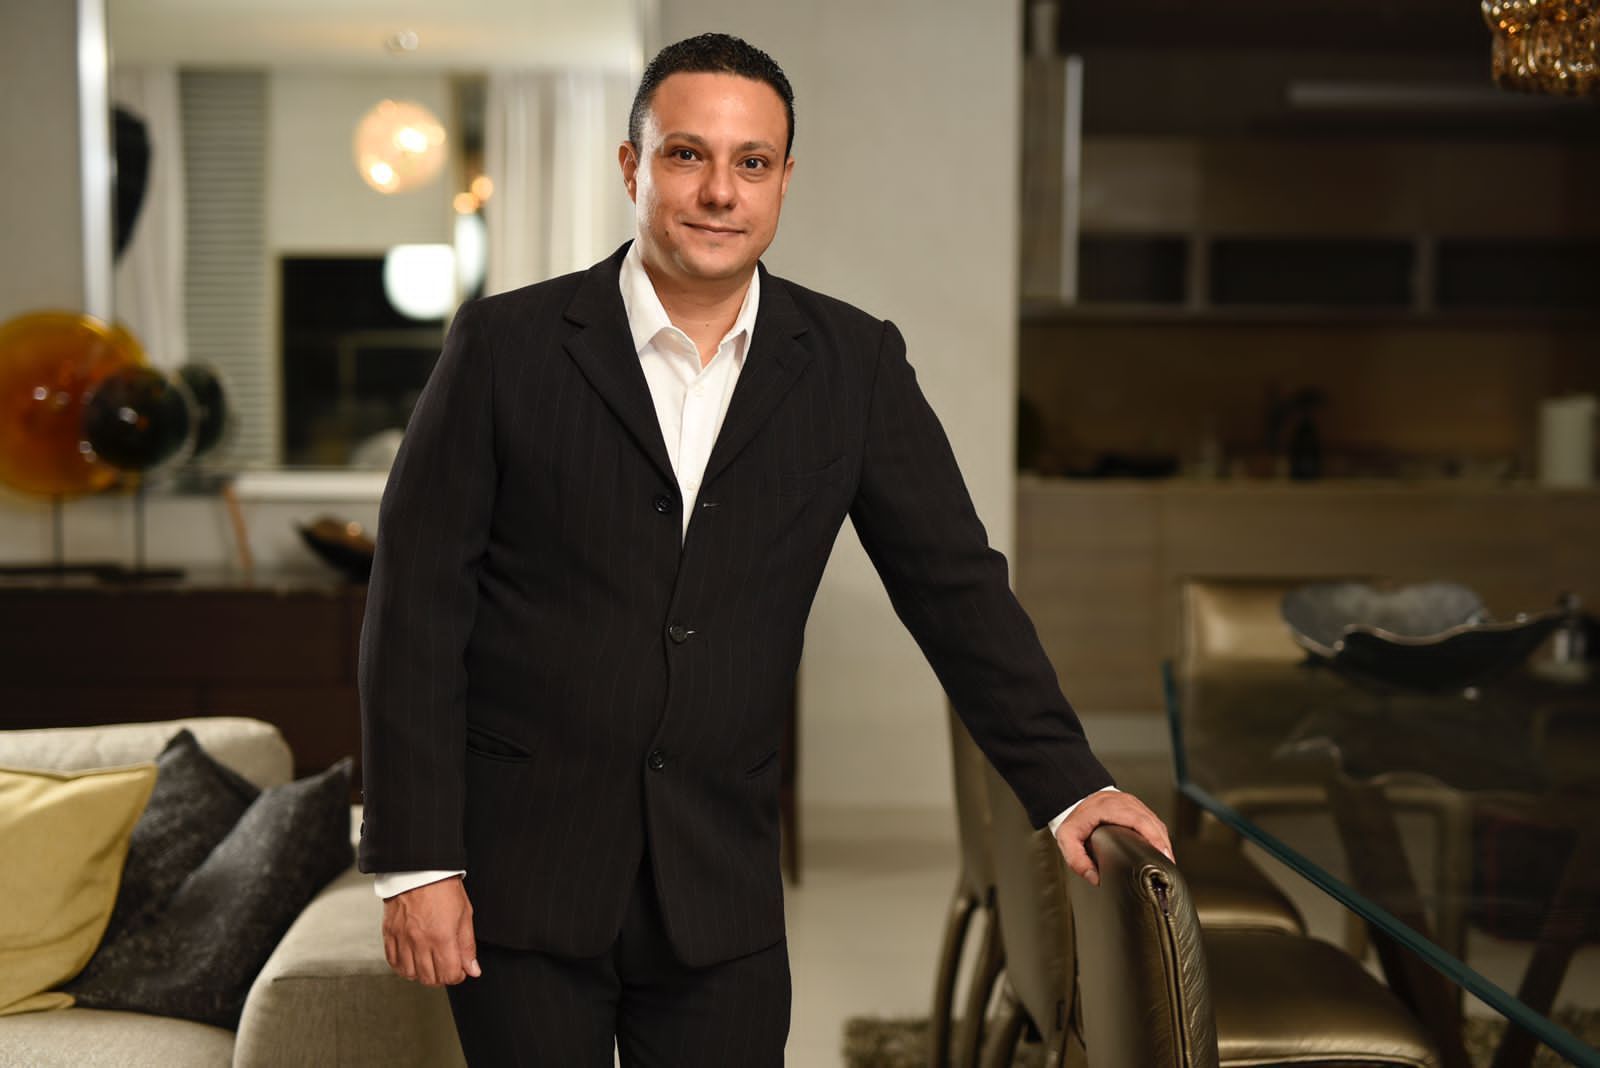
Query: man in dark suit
xmin=359 ymin=32 xmax=1172 ymax=1066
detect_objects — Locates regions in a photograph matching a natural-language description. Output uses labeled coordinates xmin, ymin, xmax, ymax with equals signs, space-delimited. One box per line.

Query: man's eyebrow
xmin=659 ymin=132 xmax=779 ymax=155
xmin=660 ymin=131 xmax=709 ymax=148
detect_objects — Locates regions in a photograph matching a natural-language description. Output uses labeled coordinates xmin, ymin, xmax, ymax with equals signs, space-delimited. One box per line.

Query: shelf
xmin=1020 ymin=300 xmax=1600 ymax=328
xmin=1025 ymin=232 xmax=1600 ymax=326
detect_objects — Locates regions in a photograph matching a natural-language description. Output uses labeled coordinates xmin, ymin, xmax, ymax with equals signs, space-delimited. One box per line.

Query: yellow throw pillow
xmin=0 ymin=762 xmax=157 ymax=1016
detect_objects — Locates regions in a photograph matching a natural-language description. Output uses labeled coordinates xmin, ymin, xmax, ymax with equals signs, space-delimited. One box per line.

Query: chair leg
xmin=979 ymin=979 xmax=1027 ymax=1068
xmin=954 ymin=901 xmax=1005 ymax=1068
xmin=930 ymin=876 xmax=979 ymax=1068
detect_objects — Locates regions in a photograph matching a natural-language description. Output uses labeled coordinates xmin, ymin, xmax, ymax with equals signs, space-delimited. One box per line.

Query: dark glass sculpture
xmin=176 ymin=364 xmax=228 ymax=459
xmin=82 ymin=366 xmax=194 ymax=472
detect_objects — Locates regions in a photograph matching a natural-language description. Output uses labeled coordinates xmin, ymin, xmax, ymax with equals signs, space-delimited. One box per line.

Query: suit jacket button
xmin=652 ymin=494 xmax=673 ymax=514
xmin=667 ymin=623 xmax=690 ymax=644
xmin=647 ymin=749 xmax=666 ymax=771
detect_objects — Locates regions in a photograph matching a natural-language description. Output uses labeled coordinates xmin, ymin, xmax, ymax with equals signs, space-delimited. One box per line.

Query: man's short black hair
xmin=628 ymin=33 xmax=795 ymax=158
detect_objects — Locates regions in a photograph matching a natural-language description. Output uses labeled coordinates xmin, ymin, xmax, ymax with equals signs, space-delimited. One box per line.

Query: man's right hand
xmin=382 ymin=876 xmax=481 ymax=986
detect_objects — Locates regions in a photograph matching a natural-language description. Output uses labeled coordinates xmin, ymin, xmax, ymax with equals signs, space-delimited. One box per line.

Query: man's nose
xmin=699 ymin=162 xmax=737 ymax=209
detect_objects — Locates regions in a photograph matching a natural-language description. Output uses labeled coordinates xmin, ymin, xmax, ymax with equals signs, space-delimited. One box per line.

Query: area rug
xmin=841 ymin=1017 xmax=1042 ymax=1068
xmin=842 ymin=1010 xmax=1600 ymax=1068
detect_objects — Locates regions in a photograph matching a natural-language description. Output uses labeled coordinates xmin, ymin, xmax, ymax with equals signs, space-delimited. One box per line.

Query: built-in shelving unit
xmin=1027 ymin=232 xmax=1600 ymax=323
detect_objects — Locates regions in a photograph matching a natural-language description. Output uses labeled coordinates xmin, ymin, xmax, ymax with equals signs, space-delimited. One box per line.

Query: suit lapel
xmin=561 ymin=246 xmax=677 ymax=487
xmin=702 ymin=266 xmax=812 ymax=486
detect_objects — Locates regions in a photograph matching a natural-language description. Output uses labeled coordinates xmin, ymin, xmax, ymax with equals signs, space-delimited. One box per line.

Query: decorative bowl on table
xmin=296 ymin=517 xmax=375 ymax=583
xmin=1281 ymin=581 xmax=1564 ymax=693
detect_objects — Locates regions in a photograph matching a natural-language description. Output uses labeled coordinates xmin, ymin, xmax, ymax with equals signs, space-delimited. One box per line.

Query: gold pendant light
xmin=1482 ymin=0 xmax=1600 ymax=96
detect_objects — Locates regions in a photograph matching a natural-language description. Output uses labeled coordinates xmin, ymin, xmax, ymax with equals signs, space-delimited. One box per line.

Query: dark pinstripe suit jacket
xmin=357 ymin=242 xmax=1113 ymax=968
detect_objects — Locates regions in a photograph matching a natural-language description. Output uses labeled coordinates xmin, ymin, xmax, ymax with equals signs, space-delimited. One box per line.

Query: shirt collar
xmin=619 ymin=239 xmax=761 ymax=359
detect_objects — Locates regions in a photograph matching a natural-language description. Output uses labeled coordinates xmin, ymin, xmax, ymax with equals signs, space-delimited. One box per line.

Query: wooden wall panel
xmin=1016 ymin=479 xmax=1163 ymax=710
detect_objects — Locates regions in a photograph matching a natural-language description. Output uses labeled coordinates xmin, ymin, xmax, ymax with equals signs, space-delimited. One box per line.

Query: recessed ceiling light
xmin=385 ymin=30 xmax=421 ymax=55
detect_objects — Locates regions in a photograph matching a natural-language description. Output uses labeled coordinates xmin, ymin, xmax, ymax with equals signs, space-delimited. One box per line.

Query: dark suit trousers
xmin=445 ymin=845 xmax=791 ymax=1067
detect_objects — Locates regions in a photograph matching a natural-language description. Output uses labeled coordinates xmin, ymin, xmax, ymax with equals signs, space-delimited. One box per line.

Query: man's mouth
xmin=685 ymin=222 xmax=742 ymax=236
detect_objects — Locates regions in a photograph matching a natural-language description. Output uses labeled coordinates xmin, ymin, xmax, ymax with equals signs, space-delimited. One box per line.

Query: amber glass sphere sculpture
xmin=0 ymin=311 xmax=145 ymax=497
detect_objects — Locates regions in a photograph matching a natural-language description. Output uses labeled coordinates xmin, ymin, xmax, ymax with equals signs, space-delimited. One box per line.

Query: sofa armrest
xmin=232 ymin=866 xmax=465 ymax=1068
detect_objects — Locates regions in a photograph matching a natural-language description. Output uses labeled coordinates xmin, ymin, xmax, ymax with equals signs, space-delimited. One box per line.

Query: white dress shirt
xmin=373 ymin=245 xmax=1108 ymax=899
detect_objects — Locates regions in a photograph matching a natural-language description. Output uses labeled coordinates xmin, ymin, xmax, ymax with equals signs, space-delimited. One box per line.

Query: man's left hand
xmin=1054 ymin=790 xmax=1173 ymax=887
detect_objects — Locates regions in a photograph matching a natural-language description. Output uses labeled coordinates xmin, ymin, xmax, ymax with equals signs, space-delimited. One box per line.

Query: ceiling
xmin=108 ymin=0 xmax=641 ymax=69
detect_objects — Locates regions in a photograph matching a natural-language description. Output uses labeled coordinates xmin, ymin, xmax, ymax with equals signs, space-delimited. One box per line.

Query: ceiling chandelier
xmin=353 ymin=99 xmax=448 ymax=194
xmin=1481 ymin=0 xmax=1600 ymax=96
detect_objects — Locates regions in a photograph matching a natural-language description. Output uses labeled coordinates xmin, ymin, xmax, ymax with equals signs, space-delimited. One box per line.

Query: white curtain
xmin=484 ymin=70 xmax=636 ymax=295
xmin=111 ymin=66 xmax=186 ymax=371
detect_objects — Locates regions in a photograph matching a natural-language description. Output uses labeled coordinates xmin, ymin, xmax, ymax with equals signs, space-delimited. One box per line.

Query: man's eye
xmin=672 ymin=148 xmax=697 ymax=161
xmin=740 ymin=158 xmax=769 ymax=170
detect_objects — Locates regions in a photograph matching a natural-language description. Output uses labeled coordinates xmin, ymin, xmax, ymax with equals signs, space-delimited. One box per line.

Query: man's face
xmin=620 ymin=71 xmax=794 ymax=290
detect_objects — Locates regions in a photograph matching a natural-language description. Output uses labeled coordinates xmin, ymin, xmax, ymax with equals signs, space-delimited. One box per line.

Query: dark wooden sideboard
xmin=0 ymin=573 xmax=367 ymax=783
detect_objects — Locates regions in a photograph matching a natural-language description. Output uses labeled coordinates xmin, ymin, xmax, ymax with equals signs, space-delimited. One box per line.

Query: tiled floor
xmin=781 ymin=746 xmax=1600 ymax=1066
xmin=786 ymin=805 xmax=962 ymax=1067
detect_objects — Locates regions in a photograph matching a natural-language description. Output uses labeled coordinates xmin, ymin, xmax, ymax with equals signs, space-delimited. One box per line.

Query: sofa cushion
xmin=65 ymin=758 xmax=355 ymax=1029
xmin=0 ymin=717 xmax=293 ymax=789
xmin=96 ymin=729 xmax=261 ymax=950
xmin=0 ymin=1006 xmax=235 ymax=1067
xmin=0 ymin=763 xmax=157 ymax=1016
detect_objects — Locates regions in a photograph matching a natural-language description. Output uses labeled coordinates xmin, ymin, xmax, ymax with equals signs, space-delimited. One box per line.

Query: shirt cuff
xmin=372 ymin=869 xmax=467 ymax=900
xmin=1046 ymin=785 xmax=1120 ymax=837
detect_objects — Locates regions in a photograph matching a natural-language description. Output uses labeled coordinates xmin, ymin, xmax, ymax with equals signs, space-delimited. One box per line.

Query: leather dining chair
xmin=1068 ymin=823 xmax=1441 ymax=1068
xmin=934 ymin=710 xmax=1307 ymax=1068
xmin=979 ymin=743 xmax=1085 ymax=1068
xmin=929 ymin=711 xmax=1006 ymax=1068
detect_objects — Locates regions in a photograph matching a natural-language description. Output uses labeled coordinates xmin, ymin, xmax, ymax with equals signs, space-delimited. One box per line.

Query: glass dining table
xmin=1166 ymin=657 xmax=1600 ymax=1068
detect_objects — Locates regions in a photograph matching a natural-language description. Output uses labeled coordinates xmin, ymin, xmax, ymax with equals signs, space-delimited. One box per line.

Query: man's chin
xmin=672 ymin=252 xmax=758 ymax=284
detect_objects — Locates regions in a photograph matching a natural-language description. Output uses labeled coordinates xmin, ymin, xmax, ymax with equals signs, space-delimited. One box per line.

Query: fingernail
xmin=467 ymin=959 xmax=481 ymax=977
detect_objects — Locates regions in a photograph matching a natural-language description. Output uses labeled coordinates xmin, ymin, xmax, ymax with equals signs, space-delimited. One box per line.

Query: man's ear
xmin=619 ymin=141 xmax=640 ymax=202
xmin=779 ymin=155 xmax=795 ymax=199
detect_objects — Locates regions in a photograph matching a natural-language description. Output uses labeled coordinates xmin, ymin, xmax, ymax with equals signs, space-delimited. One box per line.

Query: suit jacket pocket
xmin=779 ymin=455 xmax=845 ymax=498
xmin=466 ymin=724 xmax=532 ymax=763
xmin=743 ymin=749 xmax=781 ymax=778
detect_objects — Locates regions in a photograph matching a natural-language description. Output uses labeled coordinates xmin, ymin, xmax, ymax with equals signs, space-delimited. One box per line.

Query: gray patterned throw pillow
xmin=95 ymin=729 xmax=260 ymax=948
xmin=65 ymin=757 xmax=354 ymax=1029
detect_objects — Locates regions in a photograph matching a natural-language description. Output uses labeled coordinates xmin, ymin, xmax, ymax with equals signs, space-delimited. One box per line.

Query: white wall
xmin=655 ymin=3 xmax=1023 ymax=810
xmin=0 ymin=0 xmax=86 ymax=319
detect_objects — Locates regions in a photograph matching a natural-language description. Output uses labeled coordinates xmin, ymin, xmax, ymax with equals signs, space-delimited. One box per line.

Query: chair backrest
xmin=948 ymin=706 xmax=995 ymax=895
xmin=1068 ymin=824 xmax=1220 ymax=1068
xmin=982 ymin=758 xmax=1078 ymax=1053
xmin=1180 ymin=579 xmax=1308 ymax=669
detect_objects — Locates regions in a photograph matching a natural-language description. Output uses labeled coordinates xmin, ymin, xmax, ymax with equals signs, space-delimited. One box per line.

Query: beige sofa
xmin=0 ymin=717 xmax=466 ymax=1068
